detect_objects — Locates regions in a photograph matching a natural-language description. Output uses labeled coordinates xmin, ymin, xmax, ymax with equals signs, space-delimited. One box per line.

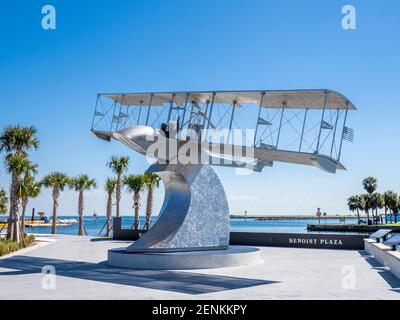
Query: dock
xmin=25 ymin=222 xmax=73 ymax=228
xmin=0 ymin=221 xmax=75 ymax=229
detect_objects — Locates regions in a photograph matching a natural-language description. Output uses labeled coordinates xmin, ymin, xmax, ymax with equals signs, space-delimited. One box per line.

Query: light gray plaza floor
xmin=0 ymin=234 xmax=399 ymax=300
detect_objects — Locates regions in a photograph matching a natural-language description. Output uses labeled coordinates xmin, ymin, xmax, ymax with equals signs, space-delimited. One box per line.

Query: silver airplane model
xmin=91 ymin=89 xmax=356 ymax=174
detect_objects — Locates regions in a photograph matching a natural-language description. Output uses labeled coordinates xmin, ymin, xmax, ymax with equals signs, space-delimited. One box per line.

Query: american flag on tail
xmin=342 ymin=126 xmax=354 ymax=142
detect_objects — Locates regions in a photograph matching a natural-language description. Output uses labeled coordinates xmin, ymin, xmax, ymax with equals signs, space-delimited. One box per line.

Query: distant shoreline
xmin=51 ymin=214 xmax=359 ymax=221
xmin=230 ymin=215 xmax=358 ymax=220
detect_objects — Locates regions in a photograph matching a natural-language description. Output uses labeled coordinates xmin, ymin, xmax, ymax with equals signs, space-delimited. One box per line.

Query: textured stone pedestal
xmin=108 ymin=246 xmax=262 ymax=270
xmin=127 ymin=163 xmax=230 ymax=253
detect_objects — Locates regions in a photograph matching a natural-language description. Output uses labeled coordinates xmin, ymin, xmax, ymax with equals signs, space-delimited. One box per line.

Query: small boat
xmin=58 ymin=218 xmax=78 ymax=224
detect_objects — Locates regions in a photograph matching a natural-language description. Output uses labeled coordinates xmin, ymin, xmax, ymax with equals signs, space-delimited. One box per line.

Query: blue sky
xmin=1 ymin=0 xmax=399 ymax=216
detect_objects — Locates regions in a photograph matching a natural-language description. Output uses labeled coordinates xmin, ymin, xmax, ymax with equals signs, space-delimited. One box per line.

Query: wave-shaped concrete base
xmin=127 ymin=163 xmax=230 ymax=253
xmin=108 ymin=246 xmax=262 ymax=270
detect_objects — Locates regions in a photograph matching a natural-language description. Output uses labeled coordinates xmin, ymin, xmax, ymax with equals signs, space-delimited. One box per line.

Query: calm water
xmin=26 ymin=216 xmax=359 ymax=236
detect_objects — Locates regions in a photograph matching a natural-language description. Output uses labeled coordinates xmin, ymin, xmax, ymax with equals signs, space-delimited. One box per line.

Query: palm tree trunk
xmin=12 ymin=211 xmax=19 ymax=243
xmin=106 ymin=194 xmax=112 ymax=237
xmin=6 ymin=195 xmax=13 ymax=240
xmin=134 ymin=192 xmax=140 ymax=230
xmin=116 ymin=175 xmax=121 ymax=217
xmin=78 ymin=191 xmax=84 ymax=236
xmin=376 ymin=209 xmax=380 ymax=224
xmin=6 ymin=176 xmax=14 ymax=240
xmin=51 ymin=189 xmax=59 ymax=235
xmin=145 ymin=189 xmax=153 ymax=230
xmin=356 ymin=209 xmax=360 ymax=224
xmin=384 ymin=207 xmax=388 ymax=224
xmin=366 ymin=210 xmax=370 ymax=225
xmin=20 ymin=198 xmax=28 ymax=234
xmin=7 ymin=172 xmax=20 ymax=242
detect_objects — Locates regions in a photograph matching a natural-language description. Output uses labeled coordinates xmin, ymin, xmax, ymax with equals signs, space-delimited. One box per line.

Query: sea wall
xmin=230 ymin=232 xmax=368 ymax=250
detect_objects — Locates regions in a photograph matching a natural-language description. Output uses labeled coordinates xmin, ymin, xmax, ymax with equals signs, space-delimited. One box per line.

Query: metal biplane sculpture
xmin=91 ymin=89 xmax=356 ymax=253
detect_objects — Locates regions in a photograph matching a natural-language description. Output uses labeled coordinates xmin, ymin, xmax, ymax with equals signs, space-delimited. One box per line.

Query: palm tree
xmin=370 ymin=192 xmax=384 ymax=224
xmin=347 ymin=196 xmax=358 ymax=217
xmin=361 ymin=193 xmax=372 ymax=225
xmin=104 ymin=178 xmax=117 ymax=237
xmin=0 ymin=189 xmax=8 ymax=215
xmin=377 ymin=193 xmax=385 ymax=223
xmin=70 ymin=175 xmax=97 ymax=236
xmin=5 ymin=155 xmax=33 ymax=242
xmin=41 ymin=172 xmax=70 ymax=234
xmin=124 ymin=174 xmax=145 ymax=230
xmin=347 ymin=195 xmax=365 ymax=224
xmin=384 ymin=191 xmax=398 ymax=224
xmin=356 ymin=195 xmax=366 ymax=223
xmin=17 ymin=161 xmax=39 ymax=230
xmin=143 ymin=172 xmax=160 ymax=230
xmin=362 ymin=176 xmax=377 ymax=195
xmin=0 ymin=125 xmax=39 ymax=156
xmin=19 ymin=175 xmax=41 ymax=234
xmin=361 ymin=177 xmax=378 ymax=225
xmin=0 ymin=125 xmax=39 ymax=241
xmin=107 ymin=156 xmax=129 ymax=217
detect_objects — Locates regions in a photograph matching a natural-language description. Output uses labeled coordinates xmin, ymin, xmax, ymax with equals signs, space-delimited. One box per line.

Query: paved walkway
xmin=0 ymin=235 xmax=399 ymax=300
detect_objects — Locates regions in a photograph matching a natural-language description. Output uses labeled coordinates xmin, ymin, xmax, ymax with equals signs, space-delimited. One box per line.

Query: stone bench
xmin=385 ymin=250 xmax=400 ymax=279
xmin=364 ymin=238 xmax=375 ymax=256
xmin=364 ymin=238 xmax=400 ymax=280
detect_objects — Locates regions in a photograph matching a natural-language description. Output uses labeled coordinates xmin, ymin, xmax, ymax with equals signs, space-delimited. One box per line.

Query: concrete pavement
xmin=0 ymin=234 xmax=399 ymax=300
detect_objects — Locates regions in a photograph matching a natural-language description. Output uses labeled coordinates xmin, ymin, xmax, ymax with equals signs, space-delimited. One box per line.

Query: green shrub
xmin=8 ymin=241 xmax=18 ymax=252
xmin=0 ymin=234 xmax=36 ymax=257
xmin=22 ymin=234 xmax=35 ymax=247
xmin=0 ymin=242 xmax=6 ymax=256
